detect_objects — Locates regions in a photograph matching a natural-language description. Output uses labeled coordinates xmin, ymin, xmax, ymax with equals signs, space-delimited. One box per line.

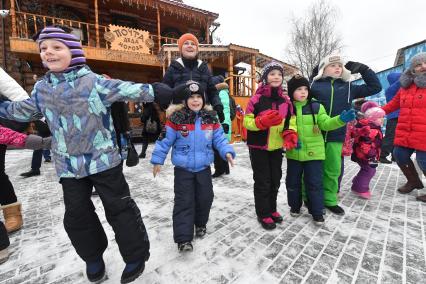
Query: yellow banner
xmin=105 ymin=24 xmax=153 ymax=54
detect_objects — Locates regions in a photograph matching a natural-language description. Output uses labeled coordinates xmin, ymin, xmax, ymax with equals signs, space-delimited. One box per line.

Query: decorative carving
xmin=108 ymin=24 xmax=151 ymax=54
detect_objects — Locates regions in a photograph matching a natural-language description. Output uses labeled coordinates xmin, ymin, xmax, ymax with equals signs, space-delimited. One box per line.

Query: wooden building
xmin=0 ymin=0 xmax=297 ymax=140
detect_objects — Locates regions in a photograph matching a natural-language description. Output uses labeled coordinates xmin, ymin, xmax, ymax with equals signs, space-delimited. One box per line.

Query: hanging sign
xmin=104 ymin=24 xmax=154 ymax=54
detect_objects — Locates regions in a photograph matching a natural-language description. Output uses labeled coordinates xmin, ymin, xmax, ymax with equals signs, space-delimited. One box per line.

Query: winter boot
xmin=138 ymin=143 xmax=148 ymax=159
xmin=257 ymin=217 xmax=276 ymax=230
xmin=271 ymin=212 xmax=283 ymax=223
xmin=2 ymin=202 xmax=23 ymax=233
xmin=177 ymin=241 xmax=193 ymax=252
xmin=211 ymin=171 xmax=225 ymax=178
xmin=0 ymin=248 xmax=9 ymax=264
xmin=121 ymin=259 xmax=146 ymax=284
xmin=416 ymin=171 xmax=426 ymax=202
xmin=86 ymin=258 xmax=105 ymax=282
xmin=313 ymin=215 xmax=325 ymax=225
xmin=19 ymin=169 xmax=40 ymax=178
xmin=397 ymin=161 xmax=424 ymax=194
xmin=195 ymin=226 xmax=207 ymax=238
xmin=290 ymin=208 xmax=301 ymax=217
xmin=325 ymin=205 xmax=345 ymax=215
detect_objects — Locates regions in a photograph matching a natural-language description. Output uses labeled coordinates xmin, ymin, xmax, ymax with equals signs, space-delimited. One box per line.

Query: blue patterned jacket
xmin=151 ymin=105 xmax=235 ymax=173
xmin=0 ymin=66 xmax=154 ymax=179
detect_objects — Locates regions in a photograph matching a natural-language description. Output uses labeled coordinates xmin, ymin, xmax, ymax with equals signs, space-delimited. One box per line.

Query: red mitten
xmin=261 ymin=111 xmax=283 ymax=127
xmin=255 ymin=115 xmax=268 ymax=130
xmin=282 ymin=129 xmax=298 ymax=150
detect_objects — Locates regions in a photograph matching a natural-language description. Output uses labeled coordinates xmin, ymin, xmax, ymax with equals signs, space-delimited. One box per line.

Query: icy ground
xmin=1 ymin=143 xmax=426 ymax=284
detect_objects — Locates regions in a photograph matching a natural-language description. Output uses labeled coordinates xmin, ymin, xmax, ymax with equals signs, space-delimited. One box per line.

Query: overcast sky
xmin=184 ymin=0 xmax=426 ymax=72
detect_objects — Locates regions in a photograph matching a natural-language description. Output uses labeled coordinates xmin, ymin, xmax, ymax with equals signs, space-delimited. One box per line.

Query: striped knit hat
xmin=35 ymin=26 xmax=86 ymax=71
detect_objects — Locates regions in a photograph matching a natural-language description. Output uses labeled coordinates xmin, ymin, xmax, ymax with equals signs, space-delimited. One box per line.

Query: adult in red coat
xmin=382 ymin=52 xmax=426 ymax=202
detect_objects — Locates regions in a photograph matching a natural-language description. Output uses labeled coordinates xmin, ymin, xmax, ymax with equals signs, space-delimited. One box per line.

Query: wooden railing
xmin=227 ymin=74 xmax=255 ymax=97
xmin=12 ymin=11 xmax=178 ymax=54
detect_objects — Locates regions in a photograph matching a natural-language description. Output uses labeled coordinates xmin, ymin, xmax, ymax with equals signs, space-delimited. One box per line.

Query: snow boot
xmin=2 ymin=202 xmax=23 ymax=233
xmin=178 ymin=241 xmax=193 ymax=252
xmin=195 ymin=226 xmax=207 ymax=238
xmin=19 ymin=169 xmax=40 ymax=178
xmin=121 ymin=259 xmax=146 ymax=284
xmin=325 ymin=205 xmax=345 ymax=215
xmin=257 ymin=217 xmax=276 ymax=230
xmin=86 ymin=258 xmax=105 ymax=282
xmin=271 ymin=212 xmax=283 ymax=223
xmin=313 ymin=215 xmax=325 ymax=225
xmin=290 ymin=208 xmax=301 ymax=217
xmin=397 ymin=161 xmax=424 ymax=194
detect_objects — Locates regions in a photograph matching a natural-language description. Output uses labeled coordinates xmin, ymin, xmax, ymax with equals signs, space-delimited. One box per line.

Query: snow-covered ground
xmin=1 ymin=143 xmax=426 ymax=283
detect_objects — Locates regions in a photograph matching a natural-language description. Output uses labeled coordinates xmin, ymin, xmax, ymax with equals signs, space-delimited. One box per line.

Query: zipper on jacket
xmin=324 ymin=79 xmax=335 ymax=142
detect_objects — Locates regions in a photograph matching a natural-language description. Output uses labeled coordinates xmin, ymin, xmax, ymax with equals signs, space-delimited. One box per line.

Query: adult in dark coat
xmin=162 ymin=33 xmax=224 ymax=122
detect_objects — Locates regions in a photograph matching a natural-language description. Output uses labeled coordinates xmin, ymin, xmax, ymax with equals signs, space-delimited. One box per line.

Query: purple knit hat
xmin=36 ymin=26 xmax=86 ymax=71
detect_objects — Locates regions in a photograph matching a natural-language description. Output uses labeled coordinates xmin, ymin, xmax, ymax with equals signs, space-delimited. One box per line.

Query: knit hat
xmin=313 ymin=54 xmax=351 ymax=82
xmin=178 ymin=33 xmax=199 ymax=52
xmin=260 ymin=61 xmax=284 ymax=84
xmin=174 ymin=80 xmax=206 ymax=108
xmin=409 ymin=52 xmax=426 ymax=73
xmin=287 ymin=74 xmax=311 ymax=100
xmin=35 ymin=26 xmax=86 ymax=71
xmin=361 ymin=101 xmax=385 ymax=125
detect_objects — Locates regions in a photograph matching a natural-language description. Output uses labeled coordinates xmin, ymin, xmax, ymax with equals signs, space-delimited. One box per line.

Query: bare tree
xmin=285 ymin=0 xmax=343 ymax=78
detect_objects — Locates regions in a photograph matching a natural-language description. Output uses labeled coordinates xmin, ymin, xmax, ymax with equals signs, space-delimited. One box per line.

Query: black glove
xmin=152 ymin=82 xmax=173 ymax=105
xmin=345 ymin=61 xmax=369 ymax=74
xmin=214 ymin=104 xmax=225 ymax=122
xmin=172 ymin=83 xmax=190 ymax=103
xmin=309 ymin=64 xmax=319 ymax=81
xmin=221 ymin=123 xmax=229 ymax=134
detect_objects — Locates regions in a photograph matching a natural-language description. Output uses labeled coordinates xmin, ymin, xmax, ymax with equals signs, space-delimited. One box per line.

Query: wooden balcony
xmin=9 ymin=11 xmax=179 ymax=67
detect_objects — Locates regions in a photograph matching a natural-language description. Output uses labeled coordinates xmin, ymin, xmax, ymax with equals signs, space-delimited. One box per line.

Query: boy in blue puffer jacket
xmin=311 ymin=54 xmax=381 ymax=215
xmin=151 ymin=81 xmax=235 ymax=252
xmin=0 ymin=26 xmax=180 ymax=284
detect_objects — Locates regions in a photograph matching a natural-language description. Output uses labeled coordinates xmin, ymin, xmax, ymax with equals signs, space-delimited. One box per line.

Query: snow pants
xmin=0 ymin=221 xmax=9 ymax=250
xmin=249 ymin=148 xmax=283 ymax=218
xmin=60 ymin=164 xmax=150 ymax=263
xmin=0 ymin=144 xmax=17 ymax=206
xmin=173 ymin=167 xmax=214 ymax=243
xmin=351 ymin=161 xmax=376 ymax=193
xmin=323 ymin=142 xmax=343 ymax=206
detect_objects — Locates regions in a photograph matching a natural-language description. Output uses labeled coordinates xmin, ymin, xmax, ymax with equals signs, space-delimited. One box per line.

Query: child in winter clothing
xmin=0 ymin=26 xmax=178 ymax=283
xmin=244 ymin=61 xmax=294 ymax=230
xmin=311 ymin=54 xmax=381 ymax=215
xmin=285 ymin=75 xmax=355 ymax=225
xmin=382 ymin=52 xmax=426 ymax=202
xmin=151 ymin=81 xmax=235 ymax=252
xmin=350 ymin=101 xmax=385 ymax=199
xmin=0 ymin=125 xmax=51 ymax=264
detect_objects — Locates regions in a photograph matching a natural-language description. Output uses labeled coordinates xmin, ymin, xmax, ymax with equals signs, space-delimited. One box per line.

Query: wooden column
xmin=94 ymin=0 xmax=100 ymax=47
xmin=251 ymin=55 xmax=256 ymax=97
xmin=156 ymin=7 xmax=161 ymax=52
xmin=228 ymin=51 xmax=234 ymax=97
xmin=205 ymin=21 xmax=210 ymax=44
xmin=10 ymin=0 xmax=16 ymax=37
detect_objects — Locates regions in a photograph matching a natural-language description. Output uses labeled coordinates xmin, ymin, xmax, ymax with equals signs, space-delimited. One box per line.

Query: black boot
xmin=86 ymin=258 xmax=105 ymax=282
xmin=120 ymin=254 xmax=149 ymax=284
xmin=178 ymin=241 xmax=193 ymax=252
xmin=195 ymin=226 xmax=207 ymax=238
xmin=212 ymin=171 xmax=225 ymax=178
xmin=379 ymin=157 xmax=392 ymax=164
xmin=20 ymin=169 xmax=40 ymax=178
xmin=417 ymin=171 xmax=426 ymax=203
xmin=325 ymin=205 xmax=345 ymax=215
xmin=138 ymin=142 xmax=148 ymax=159
xmin=397 ymin=161 xmax=424 ymax=193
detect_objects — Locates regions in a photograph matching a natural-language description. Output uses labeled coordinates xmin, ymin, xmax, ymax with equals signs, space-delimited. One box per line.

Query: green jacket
xmin=218 ymin=89 xmax=232 ymax=141
xmin=286 ymin=100 xmax=346 ymax=161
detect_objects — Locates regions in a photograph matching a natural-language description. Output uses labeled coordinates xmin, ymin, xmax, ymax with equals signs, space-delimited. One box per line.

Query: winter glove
xmin=345 ymin=61 xmax=369 ymax=74
xmin=24 ymin=135 xmax=51 ymax=150
xmin=152 ymin=82 xmax=174 ymax=105
xmin=221 ymin=123 xmax=229 ymax=134
xmin=214 ymin=104 xmax=225 ymax=123
xmin=282 ymin=129 xmax=298 ymax=150
xmin=339 ymin=109 xmax=356 ymax=123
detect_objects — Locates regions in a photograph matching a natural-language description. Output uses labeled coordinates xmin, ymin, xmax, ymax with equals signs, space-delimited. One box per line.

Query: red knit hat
xmin=178 ymin=33 xmax=199 ymax=52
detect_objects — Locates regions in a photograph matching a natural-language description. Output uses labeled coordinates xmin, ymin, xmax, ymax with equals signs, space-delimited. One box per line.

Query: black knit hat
xmin=287 ymin=74 xmax=311 ymax=101
xmin=174 ymin=80 xmax=206 ymax=107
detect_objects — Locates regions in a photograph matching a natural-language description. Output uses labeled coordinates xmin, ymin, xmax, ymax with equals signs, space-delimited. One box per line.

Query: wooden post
xmin=10 ymin=0 xmax=16 ymax=37
xmin=228 ymin=51 xmax=234 ymax=97
xmin=94 ymin=0 xmax=100 ymax=47
xmin=156 ymin=7 xmax=161 ymax=52
xmin=205 ymin=20 xmax=210 ymax=44
xmin=167 ymin=50 xmax=171 ymax=67
xmin=251 ymin=55 xmax=256 ymax=97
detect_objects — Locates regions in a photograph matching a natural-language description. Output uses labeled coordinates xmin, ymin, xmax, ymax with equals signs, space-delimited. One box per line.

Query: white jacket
xmin=0 ymin=67 xmax=29 ymax=101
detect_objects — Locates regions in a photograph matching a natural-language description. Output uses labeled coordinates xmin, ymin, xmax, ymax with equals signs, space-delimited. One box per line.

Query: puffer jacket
xmin=286 ymin=100 xmax=345 ymax=161
xmin=0 ymin=65 xmax=155 ymax=179
xmin=382 ymin=82 xmax=426 ymax=151
xmin=244 ymin=84 xmax=294 ymax=151
xmin=349 ymin=119 xmax=382 ymax=163
xmin=0 ymin=67 xmax=29 ymax=101
xmin=311 ymin=68 xmax=381 ymax=142
xmin=151 ymin=104 xmax=235 ymax=173
xmin=162 ymin=58 xmax=222 ymax=108
xmin=0 ymin=124 xmax=27 ymax=147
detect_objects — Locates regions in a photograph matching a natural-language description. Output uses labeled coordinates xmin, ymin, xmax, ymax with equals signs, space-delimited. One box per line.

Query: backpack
xmin=229 ymin=94 xmax=237 ymax=121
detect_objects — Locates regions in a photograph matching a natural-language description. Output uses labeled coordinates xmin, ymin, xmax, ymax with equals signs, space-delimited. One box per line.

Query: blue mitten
xmin=339 ymin=109 xmax=356 ymax=123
